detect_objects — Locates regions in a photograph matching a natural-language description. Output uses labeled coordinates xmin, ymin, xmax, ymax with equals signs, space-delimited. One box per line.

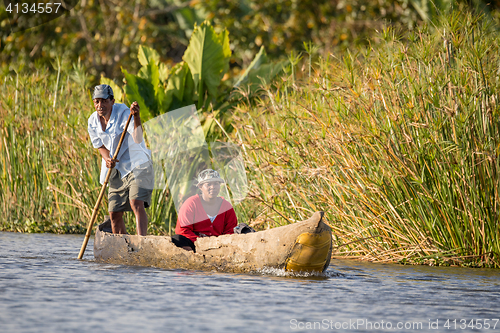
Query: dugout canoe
xmin=93 ymin=211 xmax=332 ymax=274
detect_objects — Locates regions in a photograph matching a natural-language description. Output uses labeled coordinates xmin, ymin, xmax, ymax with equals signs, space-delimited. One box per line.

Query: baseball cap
xmin=196 ymin=169 xmax=225 ymax=186
xmin=92 ymin=84 xmax=114 ymax=100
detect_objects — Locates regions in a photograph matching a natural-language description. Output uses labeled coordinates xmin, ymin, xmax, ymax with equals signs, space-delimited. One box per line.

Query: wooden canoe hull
xmin=94 ymin=211 xmax=332 ymax=273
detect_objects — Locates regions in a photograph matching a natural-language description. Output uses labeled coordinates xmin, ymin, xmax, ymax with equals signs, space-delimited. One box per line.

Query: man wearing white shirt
xmin=87 ymin=84 xmax=153 ymax=236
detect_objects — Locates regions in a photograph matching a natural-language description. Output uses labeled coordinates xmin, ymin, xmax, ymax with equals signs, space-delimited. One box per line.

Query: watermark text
xmin=290 ymin=318 xmax=499 ymax=330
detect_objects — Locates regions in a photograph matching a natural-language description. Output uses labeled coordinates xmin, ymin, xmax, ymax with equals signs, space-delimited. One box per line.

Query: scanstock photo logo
xmin=2 ymin=0 xmax=79 ymax=33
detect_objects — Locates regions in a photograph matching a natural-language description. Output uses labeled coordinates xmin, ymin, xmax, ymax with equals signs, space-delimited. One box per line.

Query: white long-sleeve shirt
xmin=87 ymin=103 xmax=151 ymax=184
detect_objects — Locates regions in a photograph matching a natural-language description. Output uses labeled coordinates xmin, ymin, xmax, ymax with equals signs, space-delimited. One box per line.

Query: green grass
xmin=232 ymin=10 xmax=500 ymax=267
xmin=0 ymin=64 xmax=175 ymax=235
xmin=2 ymin=10 xmax=499 ymax=268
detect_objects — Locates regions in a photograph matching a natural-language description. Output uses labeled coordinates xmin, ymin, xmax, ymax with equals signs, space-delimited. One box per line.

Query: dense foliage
xmin=1 ymin=0 xmax=496 ymax=82
xmin=233 ymin=11 xmax=500 ymax=267
xmin=1 ymin=4 xmax=500 ymax=267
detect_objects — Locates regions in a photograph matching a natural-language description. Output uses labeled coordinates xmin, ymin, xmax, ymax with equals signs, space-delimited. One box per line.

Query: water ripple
xmin=1 ymin=232 xmax=500 ymax=333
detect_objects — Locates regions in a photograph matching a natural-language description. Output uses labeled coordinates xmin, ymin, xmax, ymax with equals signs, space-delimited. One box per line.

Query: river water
xmin=1 ymin=232 xmax=499 ymax=333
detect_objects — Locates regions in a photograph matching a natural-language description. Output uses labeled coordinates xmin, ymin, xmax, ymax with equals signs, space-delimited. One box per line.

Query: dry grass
xmin=0 ymin=65 xmax=175 ymax=234
xmin=233 ymin=11 xmax=500 ymax=267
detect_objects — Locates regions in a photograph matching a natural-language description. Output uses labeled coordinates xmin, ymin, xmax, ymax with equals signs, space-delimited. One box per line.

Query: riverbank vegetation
xmin=1 ymin=9 xmax=499 ymax=267
xmin=234 ymin=11 xmax=500 ymax=267
xmin=0 ymin=68 xmax=182 ymax=234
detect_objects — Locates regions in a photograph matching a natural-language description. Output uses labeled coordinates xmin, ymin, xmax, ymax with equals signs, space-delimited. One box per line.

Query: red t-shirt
xmin=175 ymin=194 xmax=238 ymax=242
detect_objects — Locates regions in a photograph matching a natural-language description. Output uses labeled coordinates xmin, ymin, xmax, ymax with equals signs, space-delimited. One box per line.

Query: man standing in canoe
xmin=87 ymin=84 xmax=154 ymax=236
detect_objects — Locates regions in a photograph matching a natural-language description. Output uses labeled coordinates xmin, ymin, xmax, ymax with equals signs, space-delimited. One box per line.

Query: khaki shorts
xmin=108 ymin=162 xmax=154 ymax=212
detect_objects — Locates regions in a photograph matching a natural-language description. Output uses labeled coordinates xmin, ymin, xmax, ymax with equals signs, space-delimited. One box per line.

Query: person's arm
xmin=175 ymin=198 xmax=199 ymax=242
xmin=88 ymin=116 xmax=104 ymax=148
xmin=88 ymin=116 xmax=118 ymax=168
xmin=97 ymin=146 xmax=119 ymax=169
xmin=222 ymin=206 xmax=238 ymax=235
xmin=129 ymin=101 xmax=143 ymax=144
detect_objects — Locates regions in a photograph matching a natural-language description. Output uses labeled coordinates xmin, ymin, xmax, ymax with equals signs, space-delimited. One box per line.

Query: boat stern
xmin=285 ymin=212 xmax=332 ymax=273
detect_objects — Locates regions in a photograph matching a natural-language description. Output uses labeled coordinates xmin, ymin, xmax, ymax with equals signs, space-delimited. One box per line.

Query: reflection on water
xmin=1 ymin=232 xmax=499 ymax=333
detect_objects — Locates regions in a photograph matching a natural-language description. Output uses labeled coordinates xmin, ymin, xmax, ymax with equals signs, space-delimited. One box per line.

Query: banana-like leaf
xmin=237 ymin=61 xmax=288 ymax=95
xmin=166 ymin=62 xmax=189 ymax=102
xmin=159 ymin=63 xmax=170 ymax=83
xmin=183 ymin=21 xmax=231 ymax=106
xmin=137 ymin=45 xmax=169 ymax=83
xmin=138 ymin=61 xmax=160 ymax=93
xmin=137 ymin=46 xmax=161 ymax=107
xmin=248 ymin=61 xmax=287 ymax=85
xmin=183 ymin=67 xmax=195 ymax=104
xmin=220 ymin=29 xmax=231 ymax=78
xmin=233 ymin=46 xmax=286 ymax=96
xmin=234 ymin=46 xmax=267 ymax=87
xmin=122 ymin=68 xmax=156 ymax=122
xmin=127 ymin=45 xmax=170 ymax=117
xmin=165 ymin=62 xmax=195 ymax=111
xmin=138 ymin=45 xmax=160 ymax=68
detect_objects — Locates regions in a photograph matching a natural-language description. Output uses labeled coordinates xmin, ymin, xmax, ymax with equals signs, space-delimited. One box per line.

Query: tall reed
xmin=0 ymin=65 xmax=175 ymax=234
xmin=2 ymin=11 xmax=499 ymax=267
xmin=233 ymin=11 xmax=500 ymax=267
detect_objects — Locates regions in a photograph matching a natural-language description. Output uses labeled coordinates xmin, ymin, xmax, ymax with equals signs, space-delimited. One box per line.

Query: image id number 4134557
xmin=441 ymin=319 xmax=499 ymax=330
xmin=5 ymin=2 xmax=62 ymax=14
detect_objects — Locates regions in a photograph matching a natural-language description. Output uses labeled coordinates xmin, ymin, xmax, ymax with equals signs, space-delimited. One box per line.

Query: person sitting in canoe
xmin=172 ymin=169 xmax=238 ymax=252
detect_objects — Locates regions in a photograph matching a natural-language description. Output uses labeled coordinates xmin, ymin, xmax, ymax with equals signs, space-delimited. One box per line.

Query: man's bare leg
xmin=130 ymin=199 xmax=148 ymax=236
xmin=110 ymin=211 xmax=127 ymax=234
